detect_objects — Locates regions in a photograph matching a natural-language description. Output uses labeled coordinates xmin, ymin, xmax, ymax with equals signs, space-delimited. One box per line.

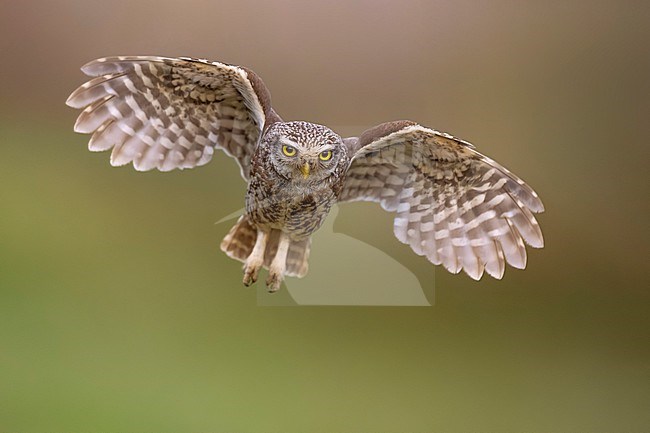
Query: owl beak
xmin=300 ymin=162 xmax=310 ymax=179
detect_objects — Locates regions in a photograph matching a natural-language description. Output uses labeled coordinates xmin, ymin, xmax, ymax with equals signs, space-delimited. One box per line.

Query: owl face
xmin=264 ymin=121 xmax=346 ymax=183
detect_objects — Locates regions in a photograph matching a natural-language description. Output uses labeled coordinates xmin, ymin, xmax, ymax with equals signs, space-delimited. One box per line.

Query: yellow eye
xmin=282 ymin=145 xmax=297 ymax=157
xmin=319 ymin=150 xmax=333 ymax=161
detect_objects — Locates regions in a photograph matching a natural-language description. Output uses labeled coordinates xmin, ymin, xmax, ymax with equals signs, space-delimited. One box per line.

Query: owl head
xmin=262 ymin=121 xmax=348 ymax=183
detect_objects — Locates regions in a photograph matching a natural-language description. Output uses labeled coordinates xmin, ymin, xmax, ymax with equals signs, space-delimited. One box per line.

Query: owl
xmin=66 ymin=56 xmax=544 ymax=292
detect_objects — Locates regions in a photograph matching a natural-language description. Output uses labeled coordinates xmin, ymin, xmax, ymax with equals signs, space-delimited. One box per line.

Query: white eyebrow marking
xmin=278 ymin=137 xmax=302 ymax=148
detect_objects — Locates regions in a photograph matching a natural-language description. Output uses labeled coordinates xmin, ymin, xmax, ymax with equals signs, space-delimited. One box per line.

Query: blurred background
xmin=1 ymin=0 xmax=648 ymax=431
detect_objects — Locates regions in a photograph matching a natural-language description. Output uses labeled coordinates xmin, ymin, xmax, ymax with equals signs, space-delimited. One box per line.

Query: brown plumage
xmin=67 ymin=55 xmax=544 ymax=291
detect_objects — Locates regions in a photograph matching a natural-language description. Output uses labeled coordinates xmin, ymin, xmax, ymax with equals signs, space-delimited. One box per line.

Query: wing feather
xmin=340 ymin=122 xmax=544 ymax=280
xmin=67 ymin=55 xmax=279 ymax=178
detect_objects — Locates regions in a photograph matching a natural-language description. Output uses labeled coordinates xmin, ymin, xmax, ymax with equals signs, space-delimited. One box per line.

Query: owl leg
xmin=266 ymin=232 xmax=290 ymax=293
xmin=242 ymin=230 xmax=268 ymax=286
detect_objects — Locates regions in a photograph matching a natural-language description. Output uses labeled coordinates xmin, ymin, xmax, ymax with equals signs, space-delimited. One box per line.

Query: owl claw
xmin=242 ymin=264 xmax=260 ymax=286
xmin=266 ymin=271 xmax=283 ymax=293
xmin=242 ymin=230 xmax=268 ymax=287
xmin=265 ymin=232 xmax=289 ymax=293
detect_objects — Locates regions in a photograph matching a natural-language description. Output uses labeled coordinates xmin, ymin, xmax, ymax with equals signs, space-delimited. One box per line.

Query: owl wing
xmin=66 ymin=56 xmax=281 ymax=178
xmin=339 ymin=121 xmax=544 ymax=280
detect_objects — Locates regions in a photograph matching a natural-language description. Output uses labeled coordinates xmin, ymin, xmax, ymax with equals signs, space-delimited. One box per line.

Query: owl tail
xmin=220 ymin=215 xmax=311 ymax=278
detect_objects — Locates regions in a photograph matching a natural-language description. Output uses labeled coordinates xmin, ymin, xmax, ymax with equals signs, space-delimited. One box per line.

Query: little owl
xmin=66 ymin=56 xmax=544 ymax=292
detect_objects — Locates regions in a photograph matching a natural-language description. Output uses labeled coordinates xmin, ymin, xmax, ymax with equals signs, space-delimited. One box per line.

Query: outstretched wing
xmin=66 ymin=56 xmax=281 ymax=178
xmin=340 ymin=121 xmax=544 ymax=280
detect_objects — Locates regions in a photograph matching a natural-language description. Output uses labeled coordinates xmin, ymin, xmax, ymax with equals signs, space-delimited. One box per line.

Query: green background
xmin=1 ymin=1 xmax=648 ymax=431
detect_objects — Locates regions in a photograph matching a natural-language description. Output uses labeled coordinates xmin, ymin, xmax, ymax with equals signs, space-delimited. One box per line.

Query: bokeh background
xmin=1 ymin=0 xmax=649 ymax=431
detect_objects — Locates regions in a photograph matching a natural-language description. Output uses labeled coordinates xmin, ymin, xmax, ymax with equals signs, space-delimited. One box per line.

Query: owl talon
xmin=266 ymin=272 xmax=283 ymax=293
xmin=241 ymin=230 xmax=268 ymax=287
xmin=242 ymin=264 xmax=260 ymax=286
xmin=265 ymin=232 xmax=290 ymax=293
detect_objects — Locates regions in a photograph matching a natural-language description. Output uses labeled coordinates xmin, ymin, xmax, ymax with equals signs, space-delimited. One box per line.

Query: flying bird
xmin=66 ymin=56 xmax=544 ymax=292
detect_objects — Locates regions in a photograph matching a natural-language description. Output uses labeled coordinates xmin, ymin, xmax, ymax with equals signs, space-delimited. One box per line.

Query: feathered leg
xmin=266 ymin=232 xmax=290 ymax=292
xmin=242 ymin=229 xmax=268 ymax=286
xmin=221 ymin=218 xmax=311 ymax=291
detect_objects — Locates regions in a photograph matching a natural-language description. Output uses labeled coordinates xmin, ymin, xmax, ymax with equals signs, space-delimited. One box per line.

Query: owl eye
xmin=282 ymin=145 xmax=297 ymax=157
xmin=319 ymin=150 xmax=333 ymax=161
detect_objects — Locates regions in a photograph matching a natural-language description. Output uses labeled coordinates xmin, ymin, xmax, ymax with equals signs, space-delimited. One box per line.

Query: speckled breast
xmin=245 ymin=180 xmax=336 ymax=240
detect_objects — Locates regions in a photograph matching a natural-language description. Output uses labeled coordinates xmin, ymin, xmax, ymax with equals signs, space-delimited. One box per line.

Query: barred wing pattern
xmin=66 ymin=56 xmax=277 ymax=178
xmin=340 ymin=122 xmax=544 ymax=280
